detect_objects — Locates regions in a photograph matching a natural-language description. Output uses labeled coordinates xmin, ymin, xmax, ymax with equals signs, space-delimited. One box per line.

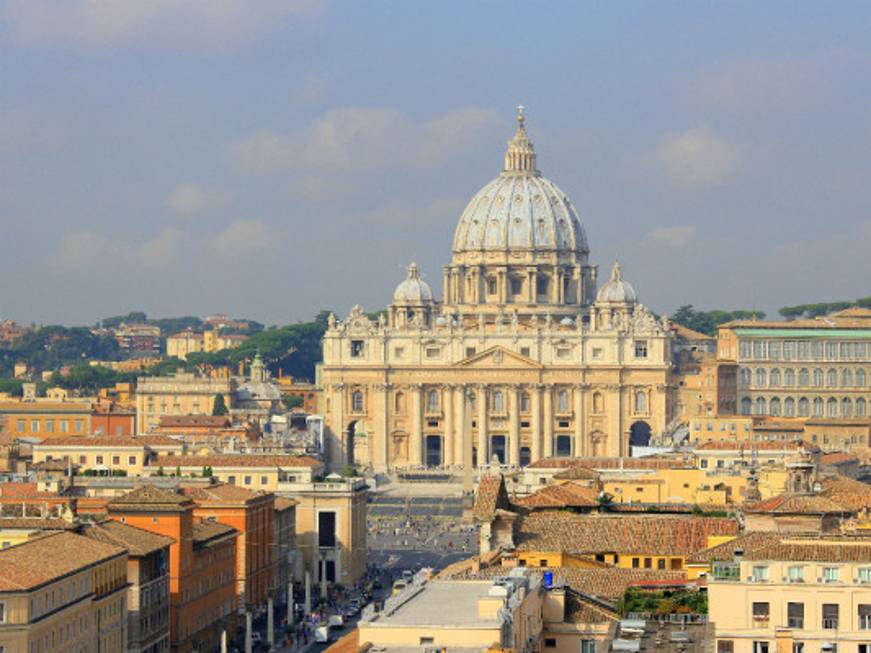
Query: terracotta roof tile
xmin=514 ymin=512 xmax=738 ymax=556
xmin=820 ymin=452 xmax=859 ymax=466
xmin=108 ymin=485 xmax=193 ymax=512
xmin=695 ymin=440 xmax=817 ymax=451
xmin=0 ymin=531 xmax=125 ymax=591
xmin=473 ymin=474 xmax=511 ymax=522
xmin=0 ymin=482 xmax=62 ymax=499
xmin=528 ymin=457 xmax=683 ymax=470
xmin=0 ymin=517 xmax=77 ymax=530
xmin=819 ymin=476 xmax=871 ymax=511
xmin=744 ymin=493 xmax=849 ymax=514
xmin=275 ymin=497 xmax=298 ymax=511
xmin=192 ymin=519 xmax=237 ymax=545
xmin=515 ymin=483 xmax=600 ymax=510
xmin=158 ymin=415 xmax=232 ymax=428
xmin=84 ymin=520 xmax=174 ymax=556
xmin=35 ymin=436 xmax=143 ymax=448
xmin=180 ymin=483 xmax=269 ymax=503
xmin=552 ymin=466 xmax=600 ymax=481
xmin=156 ymin=454 xmax=321 ymax=469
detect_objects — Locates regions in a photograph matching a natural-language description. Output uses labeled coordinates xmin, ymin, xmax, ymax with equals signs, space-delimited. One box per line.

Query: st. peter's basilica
xmin=321 ymin=109 xmax=674 ymax=472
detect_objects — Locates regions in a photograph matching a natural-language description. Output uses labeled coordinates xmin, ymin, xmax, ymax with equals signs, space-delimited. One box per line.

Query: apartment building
xmin=709 ymin=533 xmax=871 ymax=653
xmin=0 ymin=531 xmax=128 ymax=653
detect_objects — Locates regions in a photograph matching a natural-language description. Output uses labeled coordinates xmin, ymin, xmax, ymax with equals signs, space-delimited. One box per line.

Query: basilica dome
xmin=393 ymin=262 xmax=433 ymax=304
xmin=596 ymin=260 xmax=637 ymax=304
xmin=452 ymin=109 xmax=589 ymax=256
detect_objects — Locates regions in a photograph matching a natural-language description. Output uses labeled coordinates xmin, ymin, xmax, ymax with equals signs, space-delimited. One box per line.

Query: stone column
xmin=456 ymin=386 xmax=467 ymax=467
xmin=557 ymin=268 xmax=565 ymax=304
xmin=531 ymin=385 xmax=542 ymax=463
xmin=509 ymin=387 xmax=520 ymax=466
xmin=527 ymin=268 xmax=536 ymax=304
xmin=287 ymin=581 xmax=294 ymax=626
xmin=267 ymin=596 xmax=274 ymax=647
xmin=443 ymin=267 xmax=451 ymax=304
xmin=477 ymin=385 xmax=488 ymax=466
xmin=443 ymin=385 xmax=454 ymax=467
xmin=333 ymin=384 xmax=345 ymax=470
xmin=411 ymin=385 xmax=423 ymax=467
xmin=245 ymin=612 xmax=253 ymax=653
xmin=573 ymin=384 xmax=584 ymax=457
xmin=377 ymin=384 xmax=390 ymax=471
xmin=551 ymin=265 xmax=560 ymax=303
xmin=543 ymin=385 xmax=553 ymax=458
xmin=304 ymin=570 xmax=311 ymax=614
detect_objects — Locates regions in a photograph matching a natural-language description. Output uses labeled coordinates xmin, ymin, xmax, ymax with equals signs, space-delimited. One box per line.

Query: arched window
xmin=827 ymin=369 xmax=838 ymax=387
xmin=769 ymin=398 xmax=781 ymax=416
xmin=557 ymin=389 xmax=569 ymax=413
xmin=827 ymin=397 xmax=838 ymax=417
xmin=784 ymin=369 xmax=795 ymax=386
xmin=858 ymin=369 xmax=867 ymax=387
xmin=536 ymin=275 xmax=550 ymax=297
xmin=740 ymin=368 xmax=751 ymax=386
xmin=593 ymin=392 xmax=604 ymax=414
xmin=394 ymin=391 xmax=405 ymax=413
xmin=843 ymin=398 xmax=853 ymax=417
xmin=813 ymin=397 xmax=824 ymax=417
xmin=740 ymin=397 xmax=752 ymax=415
xmin=755 ymin=397 xmax=767 ymax=416
xmin=784 ymin=397 xmax=795 ymax=417
xmin=799 ymin=369 xmax=810 ymax=386
xmin=798 ymin=397 xmax=809 ymax=417
xmin=427 ymin=390 xmax=439 ymax=413
xmin=352 ymin=390 xmax=364 ymax=413
xmin=492 ymin=390 xmax=504 ymax=413
xmin=842 ymin=369 xmax=853 ymax=387
xmin=634 ymin=390 xmax=648 ymax=413
xmin=813 ymin=368 xmax=823 ymax=386
xmin=755 ymin=369 xmax=767 ymax=387
xmin=487 ymin=277 xmax=498 ymax=295
xmin=857 ymin=398 xmax=867 ymax=417
xmin=520 ymin=392 xmax=531 ymax=413
xmin=769 ymin=369 xmax=781 ymax=386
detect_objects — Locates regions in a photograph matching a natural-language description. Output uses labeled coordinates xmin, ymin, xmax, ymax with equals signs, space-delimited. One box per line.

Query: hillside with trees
xmin=670 ymin=305 xmax=766 ymax=336
xmin=778 ymin=296 xmax=871 ymax=319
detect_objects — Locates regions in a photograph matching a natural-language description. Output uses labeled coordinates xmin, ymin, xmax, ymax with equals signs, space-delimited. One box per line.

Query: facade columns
xmin=411 ymin=385 xmax=423 ymax=466
xmin=477 ymin=385 xmax=488 ymax=466
xmin=527 ymin=268 xmax=536 ymax=304
xmin=531 ymin=385 xmax=542 ymax=463
xmin=509 ymin=387 xmax=520 ymax=466
xmin=543 ymin=385 xmax=553 ymax=458
xmin=443 ymin=385 xmax=454 ymax=467
xmin=377 ymin=384 xmax=389 ymax=470
xmin=443 ymin=268 xmax=451 ymax=305
xmin=550 ymin=265 xmax=560 ymax=303
xmin=573 ymin=384 xmax=584 ymax=457
xmin=455 ymin=386 xmax=466 ymax=466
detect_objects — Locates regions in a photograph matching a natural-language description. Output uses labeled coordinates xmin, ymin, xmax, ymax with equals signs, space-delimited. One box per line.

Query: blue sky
xmin=1 ymin=1 xmax=869 ymax=325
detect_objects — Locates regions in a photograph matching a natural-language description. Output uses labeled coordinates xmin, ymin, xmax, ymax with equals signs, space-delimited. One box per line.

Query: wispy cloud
xmin=58 ymin=227 xmax=184 ymax=268
xmin=228 ymin=106 xmax=502 ymax=175
xmin=209 ymin=219 xmax=274 ymax=257
xmin=165 ymin=183 xmax=229 ymax=216
xmin=656 ymin=126 xmax=740 ymax=187
xmin=1 ymin=0 xmax=322 ymax=50
xmin=648 ymin=225 xmax=696 ymax=248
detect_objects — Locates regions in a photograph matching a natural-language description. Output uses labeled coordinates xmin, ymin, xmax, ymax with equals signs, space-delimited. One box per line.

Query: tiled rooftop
xmin=84 ymin=520 xmax=175 ymax=556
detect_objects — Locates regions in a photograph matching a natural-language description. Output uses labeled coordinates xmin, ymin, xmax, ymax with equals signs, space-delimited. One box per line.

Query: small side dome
xmin=596 ymin=260 xmax=637 ymax=304
xmin=393 ymin=262 xmax=433 ymax=304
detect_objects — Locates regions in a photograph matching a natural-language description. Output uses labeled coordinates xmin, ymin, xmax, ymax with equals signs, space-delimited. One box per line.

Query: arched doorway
xmin=555 ymin=435 xmax=572 ymax=457
xmin=425 ymin=435 xmax=442 ymax=468
xmin=629 ymin=421 xmax=651 ymax=450
xmin=346 ymin=420 xmax=357 ymax=466
xmin=519 ymin=446 xmax=531 ymax=467
xmin=489 ymin=435 xmax=506 ymax=464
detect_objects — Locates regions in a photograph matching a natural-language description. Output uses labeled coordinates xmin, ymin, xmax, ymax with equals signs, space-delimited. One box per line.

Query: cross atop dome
xmin=504 ymin=104 xmax=538 ymax=175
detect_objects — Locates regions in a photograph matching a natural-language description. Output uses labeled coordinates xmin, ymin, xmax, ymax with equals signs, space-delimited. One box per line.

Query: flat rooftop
xmin=373 ymin=580 xmax=499 ymax=628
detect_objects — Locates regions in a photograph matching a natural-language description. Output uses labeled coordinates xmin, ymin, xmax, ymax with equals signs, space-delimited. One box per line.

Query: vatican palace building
xmin=321 ymin=110 xmax=674 ymax=472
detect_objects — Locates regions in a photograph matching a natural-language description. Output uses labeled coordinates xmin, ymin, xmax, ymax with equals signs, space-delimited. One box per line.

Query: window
xmin=487 ymin=277 xmax=498 ymax=295
xmin=632 ymin=558 xmax=640 ymax=568
xmin=520 ymin=346 xmax=531 ymax=357
xmin=798 ymin=397 xmax=809 ymax=417
xmin=784 ymin=397 xmax=795 ymax=417
xmin=491 ymin=391 xmax=504 ymax=413
xmin=717 ymin=642 xmax=734 ymax=653
xmin=859 ymin=369 xmax=867 ymax=386
xmin=752 ymin=602 xmax=770 ymax=622
xmin=536 ymin=276 xmax=549 ymax=297
xmin=465 ymin=346 xmax=476 ymax=358
xmin=557 ymin=390 xmax=569 ymax=413
xmin=644 ymin=558 xmax=652 ymax=569
xmin=352 ymin=390 xmax=364 ymax=413
xmin=15 ymin=419 xmax=23 ymax=432
xmin=787 ymin=565 xmax=804 ymax=582
xmin=427 ymin=390 xmax=439 ymax=413
xmin=859 ymin=398 xmax=868 ymax=417
xmin=634 ymin=390 xmax=647 ymax=413
xmin=260 ymin=476 xmax=268 ymax=485
xmin=813 ymin=397 xmax=824 ymax=417
xmin=755 ymin=397 xmax=766 ymax=415
xmin=822 ymin=603 xmax=839 ymax=629
xmin=787 ymin=602 xmax=804 ymax=629
xmin=582 ymin=641 xmax=596 ymax=653
xmin=128 ymin=456 xmax=136 ymax=465
xmin=227 ymin=475 xmax=236 ymax=484
xmin=770 ymin=398 xmax=781 ymax=416
xmin=30 ymin=419 xmax=39 ymax=432
xmin=544 ymin=639 xmax=557 ymax=648
xmin=756 ymin=368 xmax=767 ymax=386
xmin=0 ymin=601 xmax=5 ymax=623
xmin=634 ymin=340 xmax=648 ymax=358
xmin=843 ymin=398 xmax=853 ymax=417
xmin=822 ymin=567 xmax=839 ymax=583
xmin=510 ymin=277 xmax=523 ymax=295
xmin=741 ymin=397 xmax=752 ymax=415
xmin=858 ymin=605 xmax=871 ymax=630
xmin=425 ymin=347 xmax=440 ymax=359
xmin=769 ymin=369 xmax=781 ymax=386
xmin=44 ymin=420 xmax=54 ymax=433
xmin=827 ymin=398 xmax=838 ymax=417
xmin=96 ymin=456 xmax=104 ymax=465
xmin=350 ymin=340 xmax=364 ymax=358
xmin=784 ymin=369 xmax=795 ymax=386
xmin=244 ymin=475 xmax=252 ymax=485
xmin=556 ymin=346 xmax=571 ymax=359
xmin=318 ymin=511 xmax=337 ymax=548
xmin=74 ymin=420 xmax=83 ymax=432
xmin=520 ymin=393 xmax=531 ymax=412
xmin=859 ymin=568 xmax=871 ymax=583
xmin=592 ymin=347 xmax=603 ymax=359
xmin=792 ymin=644 xmax=804 ymax=653
xmin=394 ymin=347 xmax=405 ymax=358
xmin=420 ymin=637 xmax=435 ymax=645
xmin=751 ymin=566 xmax=769 ymax=582
xmin=658 ymin=559 xmax=666 ymax=570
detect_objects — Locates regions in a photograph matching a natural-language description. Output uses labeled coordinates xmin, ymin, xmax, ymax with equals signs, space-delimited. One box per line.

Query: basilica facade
xmin=321 ymin=110 xmax=674 ymax=471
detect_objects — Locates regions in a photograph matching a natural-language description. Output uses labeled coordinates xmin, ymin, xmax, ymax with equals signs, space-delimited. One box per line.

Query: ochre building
xmin=321 ymin=110 xmax=673 ymax=471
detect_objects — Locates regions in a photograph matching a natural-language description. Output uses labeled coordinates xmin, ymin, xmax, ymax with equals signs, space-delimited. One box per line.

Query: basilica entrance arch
xmin=555 ymin=435 xmax=572 ymax=457
xmin=425 ymin=435 xmax=443 ymax=468
xmin=629 ymin=420 xmax=651 ymax=450
xmin=519 ymin=446 xmax=531 ymax=467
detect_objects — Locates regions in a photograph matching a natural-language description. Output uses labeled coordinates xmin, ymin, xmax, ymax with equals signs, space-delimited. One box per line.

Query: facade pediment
xmin=457 ymin=346 xmax=542 ymax=369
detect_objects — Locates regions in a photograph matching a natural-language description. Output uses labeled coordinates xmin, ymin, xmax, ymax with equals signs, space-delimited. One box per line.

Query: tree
xmin=212 ymin=393 xmax=228 ymax=416
xmin=283 ymin=395 xmax=304 ymax=410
